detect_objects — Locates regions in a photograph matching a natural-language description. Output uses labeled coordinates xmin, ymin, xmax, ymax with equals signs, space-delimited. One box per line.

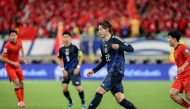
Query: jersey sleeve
xmin=92 ymin=44 xmax=106 ymax=73
xmin=182 ymin=46 xmax=190 ymax=63
xmin=112 ymin=36 xmax=134 ymax=52
xmin=100 ymin=46 xmax=106 ymax=61
xmin=2 ymin=44 xmax=9 ymax=58
xmin=76 ymin=45 xmax=83 ymax=56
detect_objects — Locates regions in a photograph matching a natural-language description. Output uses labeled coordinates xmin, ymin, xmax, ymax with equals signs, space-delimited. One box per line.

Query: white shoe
xmin=18 ymin=101 xmax=27 ymax=108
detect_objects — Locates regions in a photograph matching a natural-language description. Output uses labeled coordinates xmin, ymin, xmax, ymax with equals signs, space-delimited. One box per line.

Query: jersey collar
xmin=174 ymin=44 xmax=180 ymax=50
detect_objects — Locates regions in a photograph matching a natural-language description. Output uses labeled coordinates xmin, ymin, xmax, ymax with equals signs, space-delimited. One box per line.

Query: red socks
xmin=20 ymin=88 xmax=24 ymax=101
xmin=181 ymin=101 xmax=190 ymax=108
xmin=14 ymin=88 xmax=22 ymax=102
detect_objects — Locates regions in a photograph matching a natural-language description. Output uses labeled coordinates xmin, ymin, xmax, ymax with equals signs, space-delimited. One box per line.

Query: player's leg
xmin=17 ymin=69 xmax=27 ymax=108
xmin=87 ymin=86 xmax=106 ymax=109
xmin=19 ymin=81 xmax=24 ymax=100
xmin=183 ymin=77 xmax=190 ymax=108
xmin=6 ymin=68 xmax=22 ymax=104
xmin=170 ymin=79 xmax=190 ymax=108
xmin=88 ymin=75 xmax=110 ymax=109
xmin=62 ymin=76 xmax=73 ymax=108
xmin=170 ymin=88 xmax=190 ymax=108
xmin=114 ymin=92 xmax=137 ymax=109
xmin=12 ymin=79 xmax=22 ymax=103
xmin=111 ymin=76 xmax=137 ymax=109
xmin=186 ymin=92 xmax=190 ymax=109
xmin=17 ymin=69 xmax=25 ymax=102
xmin=71 ymin=74 xmax=86 ymax=108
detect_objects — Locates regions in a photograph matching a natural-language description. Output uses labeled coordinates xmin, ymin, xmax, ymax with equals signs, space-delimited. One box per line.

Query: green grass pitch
xmin=0 ymin=80 xmax=185 ymax=109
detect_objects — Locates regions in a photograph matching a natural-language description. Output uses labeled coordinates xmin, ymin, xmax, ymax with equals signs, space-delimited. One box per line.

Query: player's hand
xmin=12 ymin=62 xmax=19 ymax=67
xmin=177 ymin=67 xmax=184 ymax=74
xmin=86 ymin=70 xmax=94 ymax=77
xmin=23 ymin=58 xmax=27 ymax=64
xmin=63 ymin=70 xmax=68 ymax=78
xmin=112 ymin=44 xmax=119 ymax=50
xmin=74 ymin=68 xmax=79 ymax=76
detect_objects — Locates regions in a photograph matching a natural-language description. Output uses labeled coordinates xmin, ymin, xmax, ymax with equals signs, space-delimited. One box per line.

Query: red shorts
xmin=5 ymin=66 xmax=24 ymax=81
xmin=171 ymin=75 xmax=190 ymax=93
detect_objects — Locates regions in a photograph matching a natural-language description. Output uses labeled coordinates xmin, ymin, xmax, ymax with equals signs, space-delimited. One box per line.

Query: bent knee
xmin=170 ymin=90 xmax=179 ymax=99
xmin=96 ymin=87 xmax=106 ymax=94
xmin=186 ymin=93 xmax=190 ymax=100
xmin=186 ymin=96 xmax=190 ymax=100
xmin=115 ymin=98 xmax=120 ymax=103
xmin=75 ymin=86 xmax=82 ymax=92
xmin=170 ymin=88 xmax=179 ymax=96
xmin=170 ymin=92 xmax=177 ymax=99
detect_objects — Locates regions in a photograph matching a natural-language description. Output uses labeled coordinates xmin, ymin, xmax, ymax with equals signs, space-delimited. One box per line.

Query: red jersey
xmin=174 ymin=44 xmax=190 ymax=77
xmin=2 ymin=39 xmax=22 ymax=68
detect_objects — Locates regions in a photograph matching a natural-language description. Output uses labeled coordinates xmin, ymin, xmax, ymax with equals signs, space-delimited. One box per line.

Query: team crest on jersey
xmin=104 ymin=47 xmax=108 ymax=53
xmin=65 ymin=49 xmax=69 ymax=55
xmin=3 ymin=48 xmax=7 ymax=53
xmin=184 ymin=49 xmax=190 ymax=54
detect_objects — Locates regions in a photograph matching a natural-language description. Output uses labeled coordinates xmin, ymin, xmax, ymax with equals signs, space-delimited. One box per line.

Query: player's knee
xmin=115 ymin=98 xmax=120 ymax=103
xmin=96 ymin=87 xmax=106 ymax=94
xmin=115 ymin=96 xmax=124 ymax=103
xmin=19 ymin=81 xmax=24 ymax=87
xmin=62 ymin=87 xmax=68 ymax=92
xmin=14 ymin=82 xmax=20 ymax=88
xmin=75 ymin=86 xmax=82 ymax=92
xmin=170 ymin=92 xmax=177 ymax=99
xmin=185 ymin=94 xmax=190 ymax=100
xmin=186 ymin=96 xmax=190 ymax=101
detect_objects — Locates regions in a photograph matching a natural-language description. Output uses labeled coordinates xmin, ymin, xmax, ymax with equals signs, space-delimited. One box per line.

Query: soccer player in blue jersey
xmin=57 ymin=31 xmax=86 ymax=109
xmin=86 ymin=21 xmax=137 ymax=109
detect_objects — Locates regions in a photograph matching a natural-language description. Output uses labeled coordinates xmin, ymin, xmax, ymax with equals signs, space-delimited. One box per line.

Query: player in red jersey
xmin=1 ymin=30 xmax=27 ymax=108
xmin=168 ymin=30 xmax=190 ymax=109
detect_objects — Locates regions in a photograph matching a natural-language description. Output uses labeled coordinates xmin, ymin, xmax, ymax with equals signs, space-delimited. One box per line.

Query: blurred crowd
xmin=0 ymin=0 xmax=190 ymax=40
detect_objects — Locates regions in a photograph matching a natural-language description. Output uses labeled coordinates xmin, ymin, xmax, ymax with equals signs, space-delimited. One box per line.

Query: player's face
xmin=62 ymin=34 xmax=71 ymax=45
xmin=98 ymin=25 xmax=108 ymax=38
xmin=168 ymin=36 xmax=175 ymax=47
xmin=9 ymin=32 xmax=17 ymax=43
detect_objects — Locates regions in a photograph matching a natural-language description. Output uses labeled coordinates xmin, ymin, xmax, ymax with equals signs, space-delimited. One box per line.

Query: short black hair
xmin=167 ymin=30 xmax=182 ymax=42
xmin=62 ymin=31 xmax=71 ymax=37
xmin=9 ymin=30 xmax=17 ymax=35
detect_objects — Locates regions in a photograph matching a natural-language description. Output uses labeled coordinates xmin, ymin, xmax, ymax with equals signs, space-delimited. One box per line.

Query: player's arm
xmin=181 ymin=61 xmax=189 ymax=69
xmin=57 ymin=50 xmax=64 ymax=70
xmin=21 ymin=46 xmax=26 ymax=59
xmin=113 ymin=36 xmax=134 ymax=52
xmin=178 ymin=48 xmax=190 ymax=73
xmin=2 ymin=56 xmax=15 ymax=65
xmin=20 ymin=43 xmax=27 ymax=64
xmin=181 ymin=49 xmax=190 ymax=68
xmin=77 ymin=50 xmax=83 ymax=69
xmin=92 ymin=59 xmax=106 ymax=73
xmin=92 ymin=48 xmax=106 ymax=73
xmin=1 ymin=47 xmax=16 ymax=65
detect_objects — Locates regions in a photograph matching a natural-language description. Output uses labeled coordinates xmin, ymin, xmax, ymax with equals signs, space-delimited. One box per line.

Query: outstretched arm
xmin=92 ymin=59 xmax=106 ymax=73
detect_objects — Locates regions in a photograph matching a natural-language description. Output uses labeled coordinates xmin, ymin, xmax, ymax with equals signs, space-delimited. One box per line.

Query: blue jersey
xmin=93 ymin=35 xmax=134 ymax=76
xmin=57 ymin=44 xmax=82 ymax=73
